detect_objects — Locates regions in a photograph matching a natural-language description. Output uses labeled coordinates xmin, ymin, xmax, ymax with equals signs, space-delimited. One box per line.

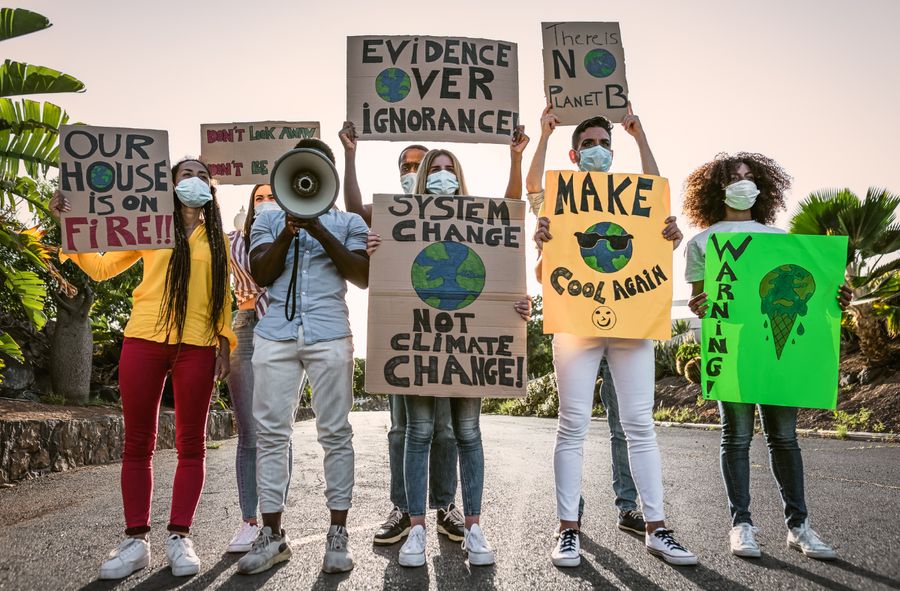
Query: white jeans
xmin=252 ymin=327 xmax=355 ymax=514
xmin=553 ymin=334 xmax=665 ymax=522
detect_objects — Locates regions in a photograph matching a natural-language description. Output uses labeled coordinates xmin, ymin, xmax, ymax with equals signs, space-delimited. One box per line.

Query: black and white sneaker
xmin=618 ymin=509 xmax=646 ymax=534
xmin=436 ymin=504 xmax=465 ymax=542
xmin=373 ymin=507 xmax=411 ymax=545
xmin=646 ymin=528 xmax=698 ymax=566
xmin=551 ymin=528 xmax=581 ymax=568
xmin=237 ymin=526 xmax=292 ymax=575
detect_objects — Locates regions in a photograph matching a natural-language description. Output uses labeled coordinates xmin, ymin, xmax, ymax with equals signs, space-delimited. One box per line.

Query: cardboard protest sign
xmin=59 ymin=125 xmax=172 ymax=253
xmin=347 ymin=36 xmax=519 ymax=144
xmin=366 ymin=194 xmax=527 ymax=397
xmin=200 ymin=121 xmax=320 ymax=185
xmin=541 ymin=22 xmax=629 ymax=124
xmin=701 ymin=233 xmax=847 ymax=409
xmin=541 ymin=171 xmax=672 ymax=339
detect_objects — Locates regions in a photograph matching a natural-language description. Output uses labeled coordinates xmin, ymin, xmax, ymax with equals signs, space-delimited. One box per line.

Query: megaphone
xmin=270 ymin=148 xmax=340 ymax=219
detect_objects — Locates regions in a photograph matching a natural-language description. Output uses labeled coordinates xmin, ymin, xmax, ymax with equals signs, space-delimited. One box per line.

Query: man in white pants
xmin=527 ymin=105 xmax=697 ymax=567
xmin=238 ymin=138 xmax=370 ymax=575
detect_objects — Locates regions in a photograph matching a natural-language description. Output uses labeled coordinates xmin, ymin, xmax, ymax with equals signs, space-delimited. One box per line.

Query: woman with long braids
xmin=50 ymin=158 xmax=236 ymax=580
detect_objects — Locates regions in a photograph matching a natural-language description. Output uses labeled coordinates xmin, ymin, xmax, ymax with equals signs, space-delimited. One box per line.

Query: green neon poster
xmin=701 ymin=233 xmax=848 ymax=409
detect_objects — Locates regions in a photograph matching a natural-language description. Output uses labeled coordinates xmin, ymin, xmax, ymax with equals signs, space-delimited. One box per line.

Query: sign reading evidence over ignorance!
xmin=542 ymin=22 xmax=629 ymax=125
xmin=347 ymin=36 xmax=519 ymax=144
xmin=366 ymin=194 xmax=527 ymax=397
xmin=200 ymin=121 xmax=320 ymax=185
xmin=541 ymin=171 xmax=672 ymax=339
xmin=701 ymin=233 xmax=847 ymax=410
xmin=59 ymin=125 xmax=172 ymax=253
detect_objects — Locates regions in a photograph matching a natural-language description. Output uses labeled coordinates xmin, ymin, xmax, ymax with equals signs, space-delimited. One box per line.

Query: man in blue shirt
xmin=238 ymin=138 xmax=370 ymax=576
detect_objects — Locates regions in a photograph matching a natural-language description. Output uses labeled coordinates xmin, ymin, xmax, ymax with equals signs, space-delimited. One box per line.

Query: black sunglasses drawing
xmin=574 ymin=231 xmax=634 ymax=251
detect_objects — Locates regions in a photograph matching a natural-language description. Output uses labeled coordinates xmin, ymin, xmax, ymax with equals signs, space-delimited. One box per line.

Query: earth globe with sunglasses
xmin=574 ymin=221 xmax=634 ymax=273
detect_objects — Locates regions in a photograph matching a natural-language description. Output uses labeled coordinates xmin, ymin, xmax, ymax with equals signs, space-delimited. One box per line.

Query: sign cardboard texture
xmin=347 ymin=36 xmax=519 ymax=144
xmin=541 ymin=22 xmax=629 ymax=125
xmin=366 ymin=194 xmax=527 ymax=398
xmin=541 ymin=171 xmax=672 ymax=339
xmin=59 ymin=125 xmax=172 ymax=253
xmin=701 ymin=233 xmax=847 ymax=410
xmin=200 ymin=121 xmax=320 ymax=185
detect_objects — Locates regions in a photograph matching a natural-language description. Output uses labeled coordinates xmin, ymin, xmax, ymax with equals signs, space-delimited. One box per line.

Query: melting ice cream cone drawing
xmin=759 ymin=264 xmax=816 ymax=360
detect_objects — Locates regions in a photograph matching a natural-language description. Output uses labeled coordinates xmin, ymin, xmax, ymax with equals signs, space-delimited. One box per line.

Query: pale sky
xmin=12 ymin=0 xmax=900 ymax=352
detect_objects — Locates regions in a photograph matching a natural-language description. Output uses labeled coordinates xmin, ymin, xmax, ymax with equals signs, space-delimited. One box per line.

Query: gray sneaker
xmin=787 ymin=519 xmax=837 ymax=560
xmin=322 ymin=525 xmax=355 ymax=573
xmin=237 ymin=526 xmax=292 ymax=575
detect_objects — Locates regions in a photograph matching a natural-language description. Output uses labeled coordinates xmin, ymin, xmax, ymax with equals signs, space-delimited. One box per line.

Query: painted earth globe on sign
xmin=87 ymin=162 xmax=115 ymax=192
xmin=375 ymin=67 xmax=411 ymax=103
xmin=411 ymin=241 xmax=486 ymax=311
xmin=583 ymin=48 xmax=617 ymax=78
xmin=575 ymin=221 xmax=633 ymax=273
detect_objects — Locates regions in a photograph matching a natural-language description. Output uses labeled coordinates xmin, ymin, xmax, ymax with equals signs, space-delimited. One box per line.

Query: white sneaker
xmin=646 ymin=528 xmax=698 ymax=566
xmin=237 ymin=526 xmax=292 ymax=575
xmin=227 ymin=522 xmax=260 ymax=553
xmin=322 ymin=525 xmax=355 ymax=573
xmin=463 ymin=523 xmax=495 ymax=566
xmin=165 ymin=534 xmax=200 ymax=577
xmin=399 ymin=524 xmax=426 ymax=568
xmin=787 ymin=519 xmax=837 ymax=560
xmin=730 ymin=523 xmax=761 ymax=558
xmin=551 ymin=528 xmax=581 ymax=567
xmin=99 ymin=537 xmax=151 ymax=580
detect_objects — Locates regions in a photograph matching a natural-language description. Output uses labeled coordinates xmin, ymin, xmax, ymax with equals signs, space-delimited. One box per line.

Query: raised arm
xmin=621 ymin=102 xmax=659 ymax=176
xmin=339 ymin=121 xmax=372 ymax=226
xmin=526 ymin=105 xmax=559 ymax=194
xmin=503 ymin=125 xmax=529 ymax=199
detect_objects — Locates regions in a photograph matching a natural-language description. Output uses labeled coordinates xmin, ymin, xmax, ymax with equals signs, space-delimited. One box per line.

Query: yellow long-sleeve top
xmin=61 ymin=224 xmax=237 ymax=350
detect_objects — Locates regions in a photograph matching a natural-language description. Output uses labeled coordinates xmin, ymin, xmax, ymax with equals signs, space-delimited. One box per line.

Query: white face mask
xmin=724 ymin=179 xmax=760 ymax=210
xmin=400 ymin=173 xmax=417 ymax=194
xmin=174 ymin=176 xmax=212 ymax=208
xmin=577 ymin=144 xmax=613 ymax=172
xmin=425 ymin=170 xmax=459 ymax=196
xmin=254 ymin=201 xmax=280 ymax=215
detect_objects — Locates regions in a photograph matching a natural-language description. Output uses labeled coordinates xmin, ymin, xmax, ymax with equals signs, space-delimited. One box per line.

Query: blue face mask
xmin=174 ymin=176 xmax=213 ymax=208
xmin=400 ymin=173 xmax=417 ymax=194
xmin=426 ymin=170 xmax=459 ymax=195
xmin=577 ymin=144 xmax=613 ymax=172
xmin=254 ymin=201 xmax=280 ymax=216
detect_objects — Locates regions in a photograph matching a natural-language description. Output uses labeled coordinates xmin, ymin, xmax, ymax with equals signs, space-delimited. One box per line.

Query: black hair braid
xmin=202 ymin=191 xmax=228 ymax=339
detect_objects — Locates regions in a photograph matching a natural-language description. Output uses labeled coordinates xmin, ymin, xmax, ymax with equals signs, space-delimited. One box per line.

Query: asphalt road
xmin=1 ymin=412 xmax=898 ymax=590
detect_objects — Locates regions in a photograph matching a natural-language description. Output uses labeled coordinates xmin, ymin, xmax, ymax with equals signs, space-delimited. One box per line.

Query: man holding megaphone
xmin=237 ymin=138 xmax=370 ymax=576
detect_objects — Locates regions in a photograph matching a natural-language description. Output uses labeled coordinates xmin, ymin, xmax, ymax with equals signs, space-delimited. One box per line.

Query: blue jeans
xmin=719 ymin=401 xmax=808 ymax=528
xmin=599 ymin=359 xmax=639 ymax=513
xmin=228 ymin=310 xmax=291 ymax=521
xmin=405 ymin=396 xmax=482 ymax=517
xmin=388 ymin=395 xmax=458 ymax=512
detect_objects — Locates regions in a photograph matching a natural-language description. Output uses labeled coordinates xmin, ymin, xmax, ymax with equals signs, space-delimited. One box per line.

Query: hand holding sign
xmin=339 ymin=121 xmax=359 ymax=153
xmin=540 ymin=104 xmax=560 ymax=139
xmin=510 ymin=125 xmax=529 ymax=155
xmin=621 ymin=102 xmax=643 ymax=138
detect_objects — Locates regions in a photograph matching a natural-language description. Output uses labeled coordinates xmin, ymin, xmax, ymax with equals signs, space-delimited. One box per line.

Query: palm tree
xmin=0 ymin=7 xmax=84 ymax=384
xmin=790 ymin=187 xmax=900 ymax=364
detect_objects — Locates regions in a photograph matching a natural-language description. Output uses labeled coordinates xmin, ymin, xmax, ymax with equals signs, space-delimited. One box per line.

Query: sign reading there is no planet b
xmin=542 ymin=22 xmax=629 ymax=125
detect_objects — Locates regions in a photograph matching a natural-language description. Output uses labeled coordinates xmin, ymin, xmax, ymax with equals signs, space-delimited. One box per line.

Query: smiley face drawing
xmin=592 ymin=306 xmax=617 ymax=330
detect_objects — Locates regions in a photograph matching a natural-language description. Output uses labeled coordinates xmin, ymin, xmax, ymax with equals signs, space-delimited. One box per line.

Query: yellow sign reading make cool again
xmin=541 ymin=171 xmax=673 ymax=340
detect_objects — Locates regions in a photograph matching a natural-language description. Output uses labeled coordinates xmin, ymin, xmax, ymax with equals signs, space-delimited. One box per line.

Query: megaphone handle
xmin=285 ymin=235 xmax=300 ymax=322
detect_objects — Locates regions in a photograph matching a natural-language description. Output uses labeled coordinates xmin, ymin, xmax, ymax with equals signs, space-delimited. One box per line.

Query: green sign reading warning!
xmin=701 ymin=233 xmax=848 ymax=410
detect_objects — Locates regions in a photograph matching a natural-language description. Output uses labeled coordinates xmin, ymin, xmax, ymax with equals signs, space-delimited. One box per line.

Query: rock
xmin=859 ymin=366 xmax=886 ymax=385
xmin=839 ymin=372 xmax=860 ymax=387
xmin=0 ymin=356 xmax=34 ymax=391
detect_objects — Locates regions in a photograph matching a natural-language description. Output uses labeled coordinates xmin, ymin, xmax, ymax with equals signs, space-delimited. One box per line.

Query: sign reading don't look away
xmin=347 ymin=36 xmax=519 ymax=144
xmin=366 ymin=194 xmax=527 ymax=398
xmin=59 ymin=125 xmax=172 ymax=253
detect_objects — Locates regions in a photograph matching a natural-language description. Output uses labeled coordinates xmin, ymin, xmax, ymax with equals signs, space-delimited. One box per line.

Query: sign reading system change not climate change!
xmin=541 ymin=171 xmax=672 ymax=339
xmin=347 ymin=36 xmax=519 ymax=144
xmin=701 ymin=233 xmax=847 ymax=410
xmin=366 ymin=194 xmax=527 ymax=398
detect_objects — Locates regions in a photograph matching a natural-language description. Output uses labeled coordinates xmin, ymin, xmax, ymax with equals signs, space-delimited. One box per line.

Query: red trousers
xmin=118 ymin=337 xmax=215 ymax=534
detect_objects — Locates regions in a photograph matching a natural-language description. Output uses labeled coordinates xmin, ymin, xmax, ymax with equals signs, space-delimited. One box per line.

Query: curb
xmin=652 ymin=420 xmax=899 ymax=443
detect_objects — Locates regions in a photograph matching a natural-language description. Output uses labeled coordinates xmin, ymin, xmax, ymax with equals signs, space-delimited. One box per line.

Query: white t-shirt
xmin=684 ymin=220 xmax=785 ymax=283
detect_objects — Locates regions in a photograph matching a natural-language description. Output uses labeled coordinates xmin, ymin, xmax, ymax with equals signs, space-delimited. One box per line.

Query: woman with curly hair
xmin=683 ymin=152 xmax=850 ymax=561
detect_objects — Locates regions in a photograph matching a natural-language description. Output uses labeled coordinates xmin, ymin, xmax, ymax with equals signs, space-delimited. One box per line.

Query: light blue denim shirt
xmin=250 ymin=207 xmax=369 ymax=344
